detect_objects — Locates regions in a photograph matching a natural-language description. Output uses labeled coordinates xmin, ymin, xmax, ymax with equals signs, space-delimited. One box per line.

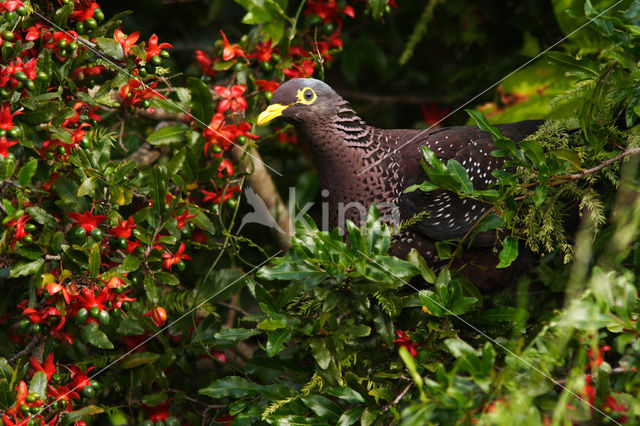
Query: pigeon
xmin=257 ymin=78 xmax=542 ymax=289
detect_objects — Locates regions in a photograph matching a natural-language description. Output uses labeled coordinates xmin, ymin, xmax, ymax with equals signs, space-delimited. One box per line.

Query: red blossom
xmin=7 ymin=214 xmax=30 ymax=250
xmin=68 ymin=211 xmax=106 ymax=232
xmin=119 ymin=78 xmax=163 ymax=107
xmin=201 ymin=185 xmax=241 ymax=205
xmin=114 ymin=29 xmax=140 ymax=56
xmin=162 ymin=242 xmax=192 ymax=270
xmin=255 ymin=80 xmax=280 ymax=92
xmin=195 ymin=50 xmax=217 ymax=76
xmin=587 ymin=345 xmax=610 ymax=370
xmin=215 ymin=84 xmax=248 ymax=113
xmin=603 ymin=395 xmax=627 ymax=423
xmin=173 ymin=208 xmax=197 ymax=229
xmin=249 ymin=39 xmax=274 ymax=63
xmin=0 ymin=1 xmax=21 ymax=12
xmin=25 ymin=22 xmax=48 ymax=41
xmin=220 ymin=30 xmax=245 ymax=61
xmin=0 ymin=137 xmax=18 ymax=158
xmin=68 ymin=364 xmax=94 ymax=390
xmin=145 ymin=34 xmax=172 ymax=61
xmin=73 ymin=65 xmax=106 ymax=81
xmin=143 ymin=399 xmax=172 ymax=422
xmin=304 ymin=0 xmax=355 ymax=23
xmin=202 ymin=113 xmax=257 ymax=155
xmin=30 ymin=353 xmax=56 ymax=380
xmin=109 ymin=216 xmax=136 ymax=238
xmin=69 ymin=1 xmax=99 ymax=21
xmin=218 ymin=159 xmax=234 ymax=178
xmin=393 ymin=330 xmax=418 ymax=357
xmin=47 ymin=282 xmax=71 ymax=304
xmin=283 ymin=60 xmax=316 ymax=79
xmin=0 ymin=103 xmax=21 ymax=130
xmin=421 ymin=102 xmax=451 ymax=127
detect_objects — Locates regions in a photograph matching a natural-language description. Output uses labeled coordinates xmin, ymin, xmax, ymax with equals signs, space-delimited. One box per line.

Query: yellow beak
xmin=257 ymin=103 xmax=289 ymax=126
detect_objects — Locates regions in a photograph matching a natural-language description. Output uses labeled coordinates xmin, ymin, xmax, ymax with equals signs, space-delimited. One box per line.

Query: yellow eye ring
xmin=297 ymin=87 xmax=317 ymax=104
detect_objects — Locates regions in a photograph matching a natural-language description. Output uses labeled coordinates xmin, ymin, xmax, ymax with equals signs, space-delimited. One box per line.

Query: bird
xmin=237 ymin=186 xmax=286 ymax=234
xmin=257 ymin=78 xmax=542 ymax=290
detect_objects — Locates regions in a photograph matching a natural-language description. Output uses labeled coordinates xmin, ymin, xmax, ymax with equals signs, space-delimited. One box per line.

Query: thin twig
xmin=383 ymin=382 xmax=413 ymax=412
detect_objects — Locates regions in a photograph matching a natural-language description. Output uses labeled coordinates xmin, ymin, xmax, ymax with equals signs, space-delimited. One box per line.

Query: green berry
xmin=85 ymin=17 xmax=97 ymax=30
xmin=139 ymin=68 xmax=148 ymax=78
xmin=180 ymin=227 xmax=191 ymax=239
xmin=58 ymin=40 xmax=67 ymax=49
xmin=227 ymin=198 xmax=238 ymax=209
xmin=271 ymin=53 xmax=281 ymax=63
xmin=2 ymin=31 xmax=14 ymax=41
xmin=75 ymin=22 xmax=85 ymax=34
xmin=76 ymin=308 xmax=89 ymax=324
xmin=25 ymin=223 xmax=36 ymax=233
xmin=36 ymin=71 xmax=48 ymax=81
xmin=176 ymin=260 xmax=186 ymax=272
xmin=45 ymin=151 xmax=55 ymax=160
xmin=32 ymin=323 xmax=40 ymax=333
xmin=1 ymin=41 xmax=13 ymax=51
xmin=80 ymin=136 xmax=90 ymax=149
xmin=134 ymin=245 xmax=146 ymax=257
xmin=237 ymin=135 xmax=247 ymax=145
xmin=8 ymin=126 xmax=21 ymax=138
xmin=211 ymin=145 xmax=222 ymax=154
xmin=20 ymin=403 xmax=30 ymax=413
xmin=160 ymin=50 xmax=170 ymax=59
xmin=26 ymin=394 xmax=37 ymax=403
xmin=264 ymin=91 xmax=273 ymax=102
xmin=261 ymin=61 xmax=273 ymax=72
xmin=16 ymin=6 xmax=27 ymax=16
xmin=29 ymin=405 xmax=40 ymax=414
xmin=14 ymin=71 xmax=27 ymax=82
xmin=117 ymin=237 xmax=128 ymax=250
xmin=19 ymin=318 xmax=30 ymax=330
xmin=70 ymin=226 xmax=87 ymax=242
xmin=140 ymin=421 xmax=154 ymax=426
xmin=25 ymin=80 xmax=36 ymax=92
xmin=323 ymin=22 xmax=335 ymax=35
xmin=89 ymin=380 xmax=100 ymax=389
xmin=165 ymin=417 xmax=180 ymax=426
xmin=94 ymin=9 xmax=104 ymax=21
xmin=68 ymin=41 xmax=78 ymax=51
xmin=23 ymin=234 xmax=33 ymax=243
xmin=51 ymin=400 xmax=59 ymax=410
xmin=89 ymin=306 xmax=100 ymax=318
xmin=90 ymin=228 xmax=103 ymax=241
xmin=150 ymin=55 xmax=163 ymax=66
xmin=81 ymin=386 xmax=95 ymax=398
xmin=98 ymin=310 xmax=110 ymax=325
xmin=309 ymin=15 xmax=323 ymax=26
xmin=57 ymin=146 xmax=66 ymax=155
xmin=142 ymin=99 xmax=151 ymax=109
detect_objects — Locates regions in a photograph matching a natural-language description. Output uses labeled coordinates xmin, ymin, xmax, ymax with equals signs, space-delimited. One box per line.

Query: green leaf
xmin=372 ymin=305 xmax=394 ymax=346
xmin=0 ymin=379 xmax=14 ymax=409
xmin=466 ymin=109 xmax=505 ymax=141
xmin=301 ymin=395 xmax=342 ymax=422
xmin=120 ymin=352 xmax=160 ymax=369
xmin=188 ymin=77 xmax=215 ymax=127
xmin=28 ymin=371 xmax=47 ymax=398
xmin=95 ymin=37 xmax=125 ymax=60
xmin=144 ymin=275 xmax=159 ymax=304
xmin=257 ymin=319 xmax=287 ymax=331
xmin=18 ymin=159 xmax=38 ymax=186
xmin=147 ymin=124 xmax=188 ymax=145
xmin=26 ymin=206 xmax=57 ymax=228
xmin=61 ymin=405 xmax=104 ymax=424
xmin=266 ymin=328 xmax=292 ymax=357
xmin=213 ymin=328 xmax=261 ymax=341
xmin=10 ymin=258 xmax=44 ymax=278
xmin=398 ymin=346 xmax=423 ymax=389
xmin=77 ymin=176 xmax=98 ymax=197
xmin=150 ymin=166 xmax=167 ymax=218
xmin=154 ymin=271 xmax=179 ymax=286
xmin=446 ymin=160 xmax=474 ymax=194
xmin=199 ymin=376 xmax=263 ymax=399
xmin=337 ymin=406 xmax=365 ymax=426
xmin=496 ymin=236 xmax=519 ymax=268
xmin=89 ymin=243 xmax=100 ymax=278
xmin=116 ymin=255 xmax=142 ymax=273
xmin=81 ymin=321 xmax=114 ymax=349
xmin=0 ymin=359 xmax=12 ymax=382
xmin=309 ymin=339 xmax=332 ymax=369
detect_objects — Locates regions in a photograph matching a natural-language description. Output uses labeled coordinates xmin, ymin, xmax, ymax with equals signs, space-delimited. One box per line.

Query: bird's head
xmin=257 ymin=78 xmax=341 ymax=126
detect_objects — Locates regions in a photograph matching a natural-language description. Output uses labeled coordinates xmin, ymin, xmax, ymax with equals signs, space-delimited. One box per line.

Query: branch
xmin=9 ymin=335 xmax=40 ymax=365
xmin=230 ymin=144 xmax=293 ymax=250
xmin=383 ymin=383 xmax=413 ymax=412
xmin=568 ymin=147 xmax=640 ymax=180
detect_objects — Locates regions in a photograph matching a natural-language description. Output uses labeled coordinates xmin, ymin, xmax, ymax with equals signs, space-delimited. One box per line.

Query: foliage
xmin=0 ymin=0 xmax=639 ymax=425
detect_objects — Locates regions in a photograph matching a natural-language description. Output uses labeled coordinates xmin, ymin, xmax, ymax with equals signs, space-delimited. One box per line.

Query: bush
xmin=0 ymin=0 xmax=639 ymax=425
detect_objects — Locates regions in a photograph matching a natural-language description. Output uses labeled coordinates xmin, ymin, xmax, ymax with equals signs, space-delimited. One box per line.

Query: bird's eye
xmin=298 ymin=87 xmax=317 ymax=104
xmin=304 ymin=89 xmax=314 ymax=101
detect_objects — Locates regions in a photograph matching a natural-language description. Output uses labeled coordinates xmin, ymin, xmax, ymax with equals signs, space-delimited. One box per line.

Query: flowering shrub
xmin=0 ymin=0 xmax=639 ymax=424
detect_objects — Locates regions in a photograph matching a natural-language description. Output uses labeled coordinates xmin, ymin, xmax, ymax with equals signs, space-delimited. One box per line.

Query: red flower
xmin=249 ymin=39 xmax=274 ymax=63
xmin=393 ymin=330 xmax=418 ymax=357
xmin=0 ymin=103 xmax=20 ymax=130
xmin=119 ymin=78 xmax=163 ymax=107
xmin=584 ymin=375 xmax=596 ymax=406
xmin=30 ymin=353 xmax=56 ymax=380
xmin=202 ymin=113 xmax=257 ymax=155
xmin=0 ymin=137 xmax=18 ymax=158
xmin=220 ymin=30 xmax=245 ymax=61
xmin=143 ymin=400 xmax=172 ymax=422
xmin=114 ymin=29 xmax=140 ymax=56
xmin=304 ymin=0 xmax=355 ymax=23
xmin=7 ymin=214 xmax=30 ymax=250
xmin=215 ymin=84 xmax=248 ymax=113
xmin=201 ymin=185 xmax=241 ymax=205
xmin=283 ymin=60 xmax=316 ymax=79
xmin=173 ymin=208 xmax=197 ymax=229
xmin=603 ymin=395 xmax=627 ymax=423
xmin=218 ymin=159 xmax=234 ymax=178
xmin=73 ymin=65 xmax=106 ymax=81
xmin=69 ymin=1 xmax=99 ymax=22
xmin=195 ymin=50 xmax=217 ymax=76
xmin=143 ymin=307 xmax=167 ymax=327
xmin=109 ymin=216 xmax=136 ymax=238
xmin=0 ymin=1 xmax=21 ymax=12
xmin=587 ymin=345 xmax=610 ymax=370
xmin=145 ymin=34 xmax=172 ymax=61
xmin=47 ymin=282 xmax=71 ymax=304
xmin=68 ymin=211 xmax=107 ymax=232
xmin=255 ymin=80 xmax=280 ymax=92
xmin=162 ymin=242 xmax=192 ymax=270
xmin=68 ymin=364 xmax=94 ymax=390
xmin=25 ymin=22 xmax=48 ymax=41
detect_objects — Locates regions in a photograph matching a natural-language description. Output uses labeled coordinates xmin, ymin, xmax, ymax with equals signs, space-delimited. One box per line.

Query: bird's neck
xmin=297 ymin=104 xmax=402 ymax=229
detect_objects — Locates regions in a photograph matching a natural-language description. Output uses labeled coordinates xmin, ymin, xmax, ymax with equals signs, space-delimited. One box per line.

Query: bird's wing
xmin=396 ymin=120 xmax=542 ymax=245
